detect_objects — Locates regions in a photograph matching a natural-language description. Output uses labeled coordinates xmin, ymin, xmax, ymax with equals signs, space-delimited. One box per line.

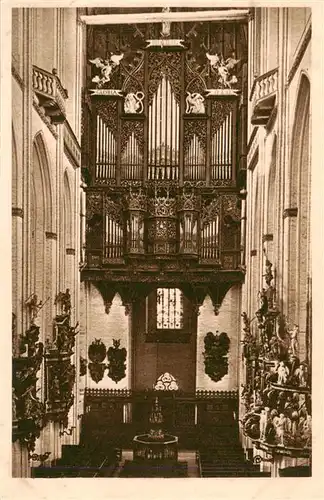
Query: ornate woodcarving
xmin=148 ymin=52 xmax=181 ymax=103
xmin=82 ymin=268 xmax=244 ymax=286
xmin=107 ymin=339 xmax=127 ymax=383
xmin=203 ymin=331 xmax=231 ymax=382
xmin=241 ymin=255 xmax=312 ymax=458
xmin=222 ymin=193 xmax=241 ymax=221
xmin=103 ymin=195 xmax=123 ymax=222
xmin=120 ymin=27 xmax=145 ymax=94
xmin=12 ymin=324 xmax=46 ymax=452
xmin=45 ymin=291 xmax=78 ymax=426
xmin=120 ymin=119 xmax=144 ymax=154
xmin=211 ymin=100 xmax=235 ymax=134
xmin=185 ymin=23 xmax=209 ymax=93
xmin=63 ymin=121 xmax=81 ymax=169
xmin=183 ymin=119 xmax=207 ymax=152
xmin=95 ymin=100 xmax=118 ymax=135
xmin=147 ymin=193 xmax=177 ymax=255
xmin=86 ymin=191 xmax=103 ymax=219
xmin=200 ymin=196 xmax=221 ymax=224
xmin=88 ymin=339 xmax=107 ymax=383
xmin=45 ymin=356 xmax=76 ymax=426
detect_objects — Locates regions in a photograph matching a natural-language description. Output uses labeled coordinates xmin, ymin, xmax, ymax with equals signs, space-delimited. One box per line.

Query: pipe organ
xmin=148 ymin=76 xmax=180 ymax=181
xmin=96 ymin=115 xmax=117 ymax=183
xmin=82 ymin=13 xmax=247 ymax=276
xmin=85 ymin=189 xmax=241 ymax=268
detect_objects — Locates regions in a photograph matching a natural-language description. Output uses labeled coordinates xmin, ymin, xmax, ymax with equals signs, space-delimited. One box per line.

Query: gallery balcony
xmin=250 ymin=68 xmax=278 ymax=127
xmin=32 ymin=66 xmax=68 ymax=124
xmin=81 ymin=187 xmax=244 ymax=288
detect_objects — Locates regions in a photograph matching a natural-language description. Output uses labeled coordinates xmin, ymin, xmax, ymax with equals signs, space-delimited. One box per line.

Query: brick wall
xmin=196 ymin=285 xmax=241 ymax=391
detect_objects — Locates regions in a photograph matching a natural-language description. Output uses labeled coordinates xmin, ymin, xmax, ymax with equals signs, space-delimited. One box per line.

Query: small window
xmin=156 ymin=288 xmax=184 ymax=330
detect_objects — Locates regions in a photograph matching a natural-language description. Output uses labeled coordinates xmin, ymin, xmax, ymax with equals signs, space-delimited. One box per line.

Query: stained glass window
xmin=156 ymin=288 xmax=184 ymax=329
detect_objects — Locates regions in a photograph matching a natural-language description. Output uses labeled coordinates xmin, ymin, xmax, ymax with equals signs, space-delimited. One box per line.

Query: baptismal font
xmin=133 ymin=397 xmax=178 ymax=462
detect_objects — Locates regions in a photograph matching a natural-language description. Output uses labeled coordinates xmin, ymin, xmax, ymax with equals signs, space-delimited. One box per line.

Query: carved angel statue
xmin=206 ymin=51 xmax=240 ymax=89
xmin=185 ymin=92 xmax=205 ymax=114
xmin=89 ymin=54 xmax=124 ymax=88
xmin=124 ymin=92 xmax=144 ymax=114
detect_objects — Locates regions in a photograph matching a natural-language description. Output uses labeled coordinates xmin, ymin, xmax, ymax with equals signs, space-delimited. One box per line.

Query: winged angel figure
xmin=89 ymin=54 xmax=124 ymax=88
xmin=206 ymin=52 xmax=240 ymax=89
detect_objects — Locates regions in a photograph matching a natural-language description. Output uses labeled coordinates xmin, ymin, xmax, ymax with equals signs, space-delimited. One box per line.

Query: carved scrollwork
xmin=124 ymin=188 xmax=147 ymax=212
xmin=50 ymin=314 xmax=78 ymax=355
xmin=45 ymin=358 xmax=76 ymax=426
xmin=121 ymin=120 xmax=144 ymax=154
xmin=148 ymin=195 xmax=177 ymax=217
xmin=222 ymin=193 xmax=241 ymax=222
xmin=103 ymin=195 xmax=123 ymax=224
xmin=211 ymin=101 xmax=235 ymax=135
xmin=86 ymin=191 xmax=102 ymax=219
xmin=95 ymin=101 xmax=118 ymax=136
xmin=13 ymin=324 xmax=46 ymax=451
xmin=44 ymin=304 xmax=78 ymax=426
xmin=184 ymin=22 xmax=209 ymax=90
xmin=148 ymin=52 xmax=181 ymax=103
xmin=183 ymin=120 xmax=207 ymax=153
xmin=200 ymin=197 xmax=221 ymax=224
xmin=210 ymin=179 xmax=235 ymax=187
xmin=177 ymin=190 xmax=201 ymax=212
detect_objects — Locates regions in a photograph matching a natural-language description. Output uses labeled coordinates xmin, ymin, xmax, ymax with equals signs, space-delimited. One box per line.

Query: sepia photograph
xmin=8 ymin=3 xmax=317 ymax=486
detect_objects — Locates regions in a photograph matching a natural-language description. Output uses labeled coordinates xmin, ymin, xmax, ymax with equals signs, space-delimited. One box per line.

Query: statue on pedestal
xmin=289 ymin=324 xmax=299 ymax=357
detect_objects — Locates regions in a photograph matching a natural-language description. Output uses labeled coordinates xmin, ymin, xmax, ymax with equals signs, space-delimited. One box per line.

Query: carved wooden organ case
xmin=82 ymin=13 xmax=248 ymax=282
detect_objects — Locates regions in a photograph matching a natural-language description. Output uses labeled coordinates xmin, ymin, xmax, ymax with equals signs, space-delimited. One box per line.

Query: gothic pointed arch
xmin=62 ymin=169 xmax=74 ymax=287
xmin=287 ymin=73 xmax=310 ymax=355
xmin=12 ymin=125 xmax=19 ymax=208
xmin=33 ymin=131 xmax=54 ymax=234
xmin=267 ymin=134 xmax=277 ymax=236
xmin=31 ymin=132 xmax=54 ymax=321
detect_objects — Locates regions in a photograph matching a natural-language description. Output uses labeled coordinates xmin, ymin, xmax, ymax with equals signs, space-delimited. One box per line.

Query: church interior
xmin=11 ymin=6 xmax=312 ymax=479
